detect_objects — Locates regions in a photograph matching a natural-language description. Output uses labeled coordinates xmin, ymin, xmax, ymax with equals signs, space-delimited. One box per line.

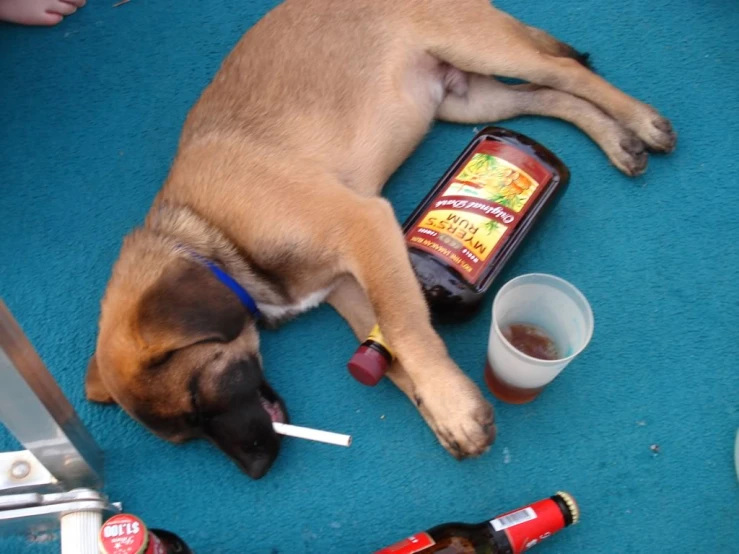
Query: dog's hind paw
xmin=631 ymin=109 xmax=677 ymax=154
xmin=645 ymin=115 xmax=677 ymax=153
xmin=615 ymin=132 xmax=649 ymax=176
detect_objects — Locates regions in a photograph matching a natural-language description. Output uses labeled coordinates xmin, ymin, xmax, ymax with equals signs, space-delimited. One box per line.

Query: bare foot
xmin=0 ymin=0 xmax=86 ymax=26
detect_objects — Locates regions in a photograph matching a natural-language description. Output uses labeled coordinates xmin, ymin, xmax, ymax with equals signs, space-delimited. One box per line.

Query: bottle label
xmin=490 ymin=498 xmax=566 ymax=553
xmin=405 ymin=140 xmax=551 ymax=285
xmin=145 ymin=533 xmax=167 ymax=554
xmin=375 ymin=532 xmax=436 ymax=554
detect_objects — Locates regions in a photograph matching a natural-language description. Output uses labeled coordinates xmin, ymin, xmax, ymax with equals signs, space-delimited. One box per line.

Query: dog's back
xmin=168 ymin=0 xmax=453 ymax=203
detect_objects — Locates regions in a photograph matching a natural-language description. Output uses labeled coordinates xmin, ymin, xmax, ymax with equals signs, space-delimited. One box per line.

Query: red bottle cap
xmin=99 ymin=514 xmax=148 ymax=554
xmin=347 ymin=345 xmax=389 ymax=386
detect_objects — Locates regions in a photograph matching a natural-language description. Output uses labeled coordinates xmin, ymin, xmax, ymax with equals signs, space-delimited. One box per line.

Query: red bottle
xmin=375 ymin=492 xmax=579 ymax=554
xmin=348 ymin=127 xmax=569 ymax=386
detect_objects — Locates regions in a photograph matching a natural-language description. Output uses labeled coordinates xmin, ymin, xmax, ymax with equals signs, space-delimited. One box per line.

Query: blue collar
xmin=181 ymin=248 xmax=261 ymax=319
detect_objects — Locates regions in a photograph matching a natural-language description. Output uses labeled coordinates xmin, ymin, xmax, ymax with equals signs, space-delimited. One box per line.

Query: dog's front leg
xmin=333 ymin=196 xmax=495 ymax=458
xmin=328 ymin=276 xmax=496 ymax=456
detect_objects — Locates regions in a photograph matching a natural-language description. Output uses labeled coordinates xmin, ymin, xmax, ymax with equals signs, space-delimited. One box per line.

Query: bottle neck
xmin=487 ymin=495 xmax=577 ymax=554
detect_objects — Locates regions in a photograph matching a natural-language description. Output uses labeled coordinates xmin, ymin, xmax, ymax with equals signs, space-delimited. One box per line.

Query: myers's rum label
xmin=405 ymin=139 xmax=552 ymax=285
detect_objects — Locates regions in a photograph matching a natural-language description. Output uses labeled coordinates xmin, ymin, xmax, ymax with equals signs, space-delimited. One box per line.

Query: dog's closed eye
xmin=186 ymin=374 xmax=204 ymax=428
xmin=150 ymin=351 xmax=174 ymax=367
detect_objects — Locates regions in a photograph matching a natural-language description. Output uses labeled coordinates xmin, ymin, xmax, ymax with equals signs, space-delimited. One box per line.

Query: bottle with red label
xmin=347 ymin=127 xmax=569 ymax=386
xmin=375 ymin=492 xmax=579 ymax=554
xmin=99 ymin=513 xmax=193 ymax=554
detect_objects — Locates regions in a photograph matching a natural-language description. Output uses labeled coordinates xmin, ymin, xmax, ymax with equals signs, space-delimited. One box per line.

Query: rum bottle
xmin=348 ymin=127 xmax=570 ymax=385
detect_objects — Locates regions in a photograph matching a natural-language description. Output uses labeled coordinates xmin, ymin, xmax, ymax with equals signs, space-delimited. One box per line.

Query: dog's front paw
xmin=417 ymin=379 xmax=496 ymax=459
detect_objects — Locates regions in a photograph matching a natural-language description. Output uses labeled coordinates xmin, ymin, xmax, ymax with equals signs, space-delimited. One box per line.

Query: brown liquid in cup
xmin=485 ymin=323 xmax=559 ymax=404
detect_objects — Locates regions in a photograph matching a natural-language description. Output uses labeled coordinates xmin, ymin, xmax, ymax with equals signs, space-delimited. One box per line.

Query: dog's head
xmin=87 ymin=231 xmax=287 ymax=479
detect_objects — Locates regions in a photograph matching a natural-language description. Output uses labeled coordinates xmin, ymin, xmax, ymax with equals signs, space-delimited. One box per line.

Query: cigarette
xmin=272 ymin=422 xmax=352 ymax=447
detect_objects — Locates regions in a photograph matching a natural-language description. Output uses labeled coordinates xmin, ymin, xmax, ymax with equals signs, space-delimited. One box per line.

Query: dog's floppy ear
xmin=85 ymin=354 xmax=115 ymax=404
xmin=137 ymin=258 xmax=247 ymax=352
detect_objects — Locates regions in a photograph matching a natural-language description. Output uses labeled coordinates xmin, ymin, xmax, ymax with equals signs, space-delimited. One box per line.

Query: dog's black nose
xmin=240 ymin=451 xmax=275 ymax=480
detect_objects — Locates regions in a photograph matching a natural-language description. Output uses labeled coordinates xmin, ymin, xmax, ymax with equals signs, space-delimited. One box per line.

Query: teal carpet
xmin=1 ymin=1 xmax=737 ymax=552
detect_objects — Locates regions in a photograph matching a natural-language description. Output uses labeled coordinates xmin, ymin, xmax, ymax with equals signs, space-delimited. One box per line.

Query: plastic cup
xmin=484 ymin=273 xmax=594 ymax=404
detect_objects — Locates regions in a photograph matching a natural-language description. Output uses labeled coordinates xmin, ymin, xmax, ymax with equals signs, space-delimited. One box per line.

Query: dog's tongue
xmin=260 ymin=397 xmax=286 ymax=423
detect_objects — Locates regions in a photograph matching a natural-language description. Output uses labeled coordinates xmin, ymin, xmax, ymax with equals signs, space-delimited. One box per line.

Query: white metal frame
xmin=0 ymin=301 xmax=120 ymax=553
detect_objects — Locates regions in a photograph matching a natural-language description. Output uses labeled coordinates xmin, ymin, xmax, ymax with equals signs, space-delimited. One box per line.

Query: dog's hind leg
xmin=437 ymin=75 xmax=648 ymax=176
xmin=522 ymin=24 xmax=590 ymax=67
xmin=413 ymin=0 xmax=676 ymax=153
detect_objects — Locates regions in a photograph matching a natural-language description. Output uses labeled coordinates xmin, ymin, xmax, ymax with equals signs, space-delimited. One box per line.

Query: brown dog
xmin=86 ymin=0 xmax=675 ymax=478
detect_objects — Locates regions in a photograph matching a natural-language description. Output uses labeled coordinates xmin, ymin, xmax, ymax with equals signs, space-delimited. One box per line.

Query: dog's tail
xmin=525 ymin=25 xmax=592 ymax=70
